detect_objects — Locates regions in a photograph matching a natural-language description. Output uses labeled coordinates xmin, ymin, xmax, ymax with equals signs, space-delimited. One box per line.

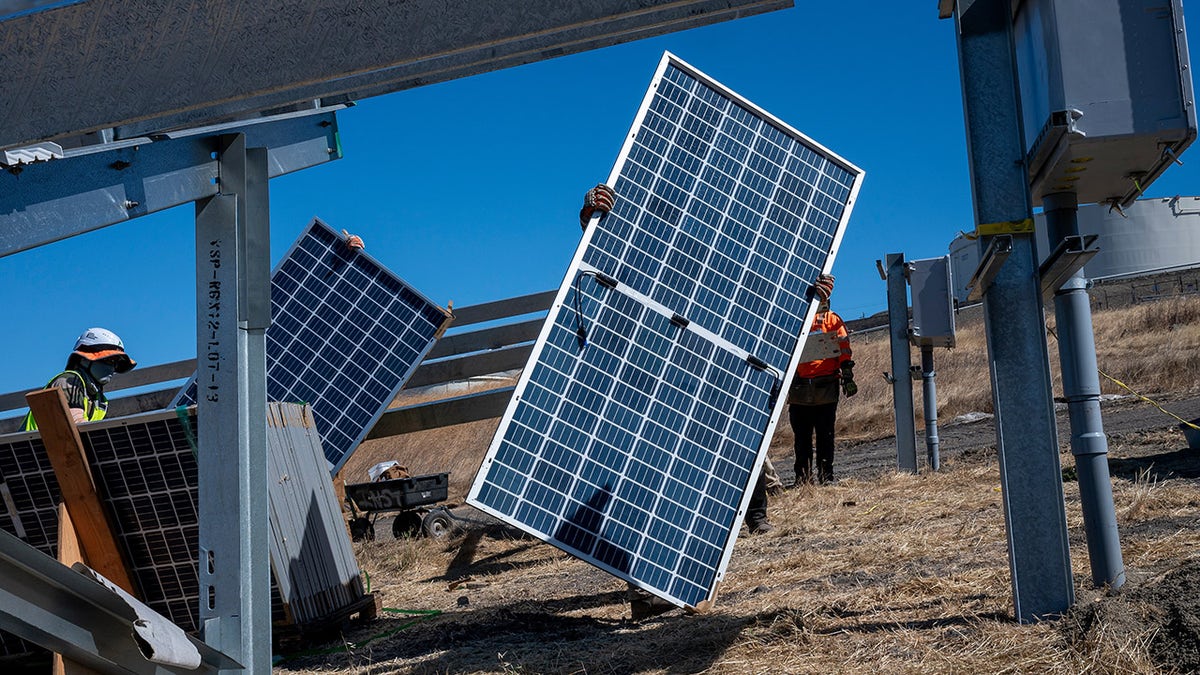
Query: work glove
xmin=579 ymin=183 xmax=616 ymax=230
xmin=840 ymin=360 xmax=857 ymax=397
xmin=811 ymin=273 xmax=835 ymax=302
xmin=341 ymin=229 xmax=365 ymax=250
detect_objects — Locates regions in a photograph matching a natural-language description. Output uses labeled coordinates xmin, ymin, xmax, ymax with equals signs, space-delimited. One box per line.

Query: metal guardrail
xmin=0 ymin=290 xmax=554 ymax=436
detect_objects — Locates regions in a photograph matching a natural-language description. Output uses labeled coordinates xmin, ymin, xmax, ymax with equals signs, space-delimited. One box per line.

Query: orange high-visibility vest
xmin=795 ymin=311 xmax=852 ymax=379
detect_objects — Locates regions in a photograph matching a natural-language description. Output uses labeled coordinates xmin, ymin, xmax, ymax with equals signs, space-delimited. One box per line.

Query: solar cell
xmin=175 ymin=217 xmax=452 ymax=474
xmin=468 ymin=52 xmax=863 ymax=608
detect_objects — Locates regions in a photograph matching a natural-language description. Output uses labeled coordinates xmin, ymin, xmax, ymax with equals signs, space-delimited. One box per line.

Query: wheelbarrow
xmin=344 ymin=472 xmax=454 ymax=540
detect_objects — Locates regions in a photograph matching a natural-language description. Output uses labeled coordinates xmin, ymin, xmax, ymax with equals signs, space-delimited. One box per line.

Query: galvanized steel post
xmin=195 ymin=133 xmax=271 ymax=673
xmin=953 ymin=0 xmax=1075 ymax=621
xmin=1042 ymin=191 xmax=1125 ymax=590
xmin=885 ymin=253 xmax=919 ymax=473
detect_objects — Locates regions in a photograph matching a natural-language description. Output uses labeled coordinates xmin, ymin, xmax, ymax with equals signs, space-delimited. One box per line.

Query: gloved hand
xmin=840 ymin=359 xmax=857 ymax=397
xmin=341 ymin=229 xmax=365 ymax=250
xmin=811 ymin=273 xmax=835 ymax=302
xmin=579 ymin=183 xmax=616 ymax=230
xmin=842 ymin=377 xmax=858 ymax=397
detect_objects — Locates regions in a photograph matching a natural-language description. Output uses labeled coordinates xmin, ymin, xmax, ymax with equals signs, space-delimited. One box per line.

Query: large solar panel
xmin=0 ymin=403 xmax=363 ymax=653
xmin=175 ymin=217 xmax=452 ymax=474
xmin=468 ymin=52 xmax=863 ymax=608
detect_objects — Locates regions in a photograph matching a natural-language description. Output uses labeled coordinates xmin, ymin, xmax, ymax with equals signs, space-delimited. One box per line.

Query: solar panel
xmin=0 ymin=403 xmax=363 ymax=653
xmin=467 ymin=52 xmax=863 ymax=608
xmin=175 ymin=217 xmax=453 ymax=474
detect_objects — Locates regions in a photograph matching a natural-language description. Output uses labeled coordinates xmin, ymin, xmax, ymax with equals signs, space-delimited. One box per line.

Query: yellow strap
xmin=977 ymin=218 xmax=1034 ymax=236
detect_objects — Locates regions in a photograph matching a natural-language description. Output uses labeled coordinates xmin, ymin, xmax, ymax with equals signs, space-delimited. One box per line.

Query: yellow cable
xmin=1046 ymin=326 xmax=1199 ymax=431
xmin=1097 ymin=369 xmax=1200 ymax=430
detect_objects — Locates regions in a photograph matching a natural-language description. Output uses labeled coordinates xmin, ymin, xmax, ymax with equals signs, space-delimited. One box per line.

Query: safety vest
xmin=795 ymin=311 xmax=852 ymax=379
xmin=22 ymin=370 xmax=108 ymax=431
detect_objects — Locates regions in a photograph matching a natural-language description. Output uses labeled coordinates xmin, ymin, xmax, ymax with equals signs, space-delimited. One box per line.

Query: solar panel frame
xmin=468 ymin=52 xmax=863 ymax=608
xmin=174 ymin=217 xmax=453 ymax=474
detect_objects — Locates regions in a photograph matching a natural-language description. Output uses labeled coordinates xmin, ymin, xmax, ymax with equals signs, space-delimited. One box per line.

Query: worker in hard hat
xmin=788 ymin=276 xmax=855 ymax=485
xmin=23 ymin=327 xmax=137 ymax=431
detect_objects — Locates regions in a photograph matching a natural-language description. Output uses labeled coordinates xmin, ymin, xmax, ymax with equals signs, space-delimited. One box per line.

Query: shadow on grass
xmin=421 ymin=524 xmax=550 ymax=583
xmin=1107 ymin=447 xmax=1200 ymax=481
xmin=288 ymin=599 xmax=759 ymax=675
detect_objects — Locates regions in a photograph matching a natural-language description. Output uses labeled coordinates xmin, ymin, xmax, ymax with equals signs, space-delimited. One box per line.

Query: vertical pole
xmin=886 ymin=253 xmax=918 ymax=473
xmin=1042 ymin=191 xmax=1125 ymax=590
xmin=920 ymin=346 xmax=940 ymax=472
xmin=954 ymin=1 xmax=1074 ymax=621
xmin=196 ymin=133 xmax=270 ymax=673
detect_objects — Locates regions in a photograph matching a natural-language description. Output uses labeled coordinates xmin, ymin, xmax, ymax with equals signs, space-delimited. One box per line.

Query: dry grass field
xmin=291 ymin=296 xmax=1200 ymax=674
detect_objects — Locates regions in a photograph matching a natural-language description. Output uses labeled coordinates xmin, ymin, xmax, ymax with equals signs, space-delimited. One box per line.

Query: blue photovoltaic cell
xmin=175 ymin=217 xmax=451 ymax=473
xmin=469 ymin=52 xmax=863 ymax=608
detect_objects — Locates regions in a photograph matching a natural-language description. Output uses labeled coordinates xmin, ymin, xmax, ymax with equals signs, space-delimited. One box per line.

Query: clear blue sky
xmin=3 ymin=4 xmax=1199 ymax=399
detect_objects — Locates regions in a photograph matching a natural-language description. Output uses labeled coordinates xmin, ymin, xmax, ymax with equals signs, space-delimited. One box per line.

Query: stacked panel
xmin=0 ymin=403 xmax=363 ymax=653
xmin=176 ymin=217 xmax=452 ymax=473
xmin=468 ymin=52 xmax=862 ymax=607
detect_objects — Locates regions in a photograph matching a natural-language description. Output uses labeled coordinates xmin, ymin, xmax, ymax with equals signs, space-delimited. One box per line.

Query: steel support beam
xmin=954 ymin=0 xmax=1074 ymax=621
xmin=0 ymin=1 xmax=791 ymax=150
xmin=0 ymin=108 xmax=341 ymax=258
xmin=194 ymin=134 xmax=270 ymax=673
xmin=0 ymin=529 xmax=239 ymax=675
xmin=885 ymin=253 xmax=918 ymax=473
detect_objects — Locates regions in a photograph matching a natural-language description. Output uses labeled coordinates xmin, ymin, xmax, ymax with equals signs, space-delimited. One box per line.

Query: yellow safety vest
xmin=22 ymin=370 xmax=108 ymax=431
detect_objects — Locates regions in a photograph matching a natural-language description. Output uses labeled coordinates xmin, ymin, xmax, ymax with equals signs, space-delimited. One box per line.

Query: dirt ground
xmin=277 ymin=394 xmax=1200 ymax=674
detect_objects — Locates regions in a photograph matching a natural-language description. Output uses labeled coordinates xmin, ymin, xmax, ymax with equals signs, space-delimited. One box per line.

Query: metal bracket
xmin=965 ymin=235 xmax=1013 ymax=302
xmin=1039 ymin=234 xmax=1100 ymax=299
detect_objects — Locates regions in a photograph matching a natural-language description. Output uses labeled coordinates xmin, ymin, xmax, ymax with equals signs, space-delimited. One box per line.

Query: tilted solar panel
xmin=175 ymin=217 xmax=453 ymax=474
xmin=0 ymin=403 xmax=363 ymax=655
xmin=468 ymin=52 xmax=863 ymax=608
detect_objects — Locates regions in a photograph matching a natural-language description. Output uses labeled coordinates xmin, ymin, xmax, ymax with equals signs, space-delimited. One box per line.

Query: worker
xmin=23 ymin=327 xmax=137 ymax=431
xmin=788 ymin=275 xmax=855 ymax=484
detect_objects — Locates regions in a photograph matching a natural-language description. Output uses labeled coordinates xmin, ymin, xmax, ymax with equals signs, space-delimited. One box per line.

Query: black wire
xmin=573 ymin=273 xmax=589 ymax=349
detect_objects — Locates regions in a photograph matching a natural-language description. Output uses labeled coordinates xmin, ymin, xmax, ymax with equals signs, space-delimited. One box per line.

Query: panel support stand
xmin=195 ymin=133 xmax=271 ymax=673
xmin=885 ymin=253 xmax=918 ymax=473
xmin=954 ymin=0 xmax=1074 ymax=621
xmin=1042 ymin=191 xmax=1125 ymax=590
xmin=920 ymin=346 xmax=941 ymax=472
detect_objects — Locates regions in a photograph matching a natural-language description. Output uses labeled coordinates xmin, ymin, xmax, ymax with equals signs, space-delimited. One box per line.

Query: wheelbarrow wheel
xmin=422 ymin=509 xmax=454 ymax=539
xmin=349 ymin=517 xmax=374 ymax=542
xmin=392 ymin=511 xmax=423 ymax=539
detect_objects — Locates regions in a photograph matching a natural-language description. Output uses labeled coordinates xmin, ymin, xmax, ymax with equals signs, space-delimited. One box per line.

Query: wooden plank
xmin=53 ymin=504 xmax=104 ymax=675
xmin=56 ymin=503 xmax=87 ymax=568
xmin=449 ymin=290 xmax=555 ymax=327
xmin=366 ymin=387 xmax=515 ymax=439
xmin=425 ymin=318 xmax=544 ymax=360
xmin=407 ymin=343 xmax=534 ymax=389
xmin=25 ymin=388 xmax=137 ymax=596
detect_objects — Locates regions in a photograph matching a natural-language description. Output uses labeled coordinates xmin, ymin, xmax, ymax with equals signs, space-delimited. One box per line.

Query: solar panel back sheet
xmin=175 ymin=217 xmax=452 ymax=474
xmin=467 ymin=52 xmax=863 ymax=608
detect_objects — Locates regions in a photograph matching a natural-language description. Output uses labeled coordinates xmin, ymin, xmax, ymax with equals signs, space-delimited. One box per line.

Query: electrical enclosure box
xmin=1015 ymin=0 xmax=1196 ymax=207
xmin=908 ymin=256 xmax=956 ymax=348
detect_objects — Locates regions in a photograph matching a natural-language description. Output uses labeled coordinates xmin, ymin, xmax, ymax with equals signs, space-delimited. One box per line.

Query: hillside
xmin=287 ymin=296 xmax=1200 ymax=674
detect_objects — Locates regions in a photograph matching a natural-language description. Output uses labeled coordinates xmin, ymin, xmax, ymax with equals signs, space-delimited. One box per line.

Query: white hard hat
xmin=73 ymin=327 xmax=136 ymax=373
